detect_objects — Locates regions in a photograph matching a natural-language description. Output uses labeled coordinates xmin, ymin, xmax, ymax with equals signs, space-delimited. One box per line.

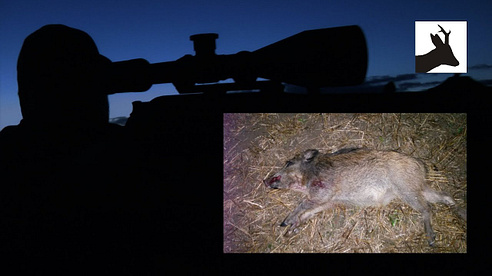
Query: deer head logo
xmin=415 ymin=24 xmax=459 ymax=73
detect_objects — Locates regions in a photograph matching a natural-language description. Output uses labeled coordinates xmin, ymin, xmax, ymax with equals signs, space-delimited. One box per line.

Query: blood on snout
xmin=267 ymin=175 xmax=281 ymax=186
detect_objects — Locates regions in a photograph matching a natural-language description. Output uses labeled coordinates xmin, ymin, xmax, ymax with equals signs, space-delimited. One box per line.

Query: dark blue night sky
xmin=1 ymin=0 xmax=491 ymax=128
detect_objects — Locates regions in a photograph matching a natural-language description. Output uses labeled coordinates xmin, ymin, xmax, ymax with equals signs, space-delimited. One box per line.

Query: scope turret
xmin=190 ymin=33 xmax=218 ymax=58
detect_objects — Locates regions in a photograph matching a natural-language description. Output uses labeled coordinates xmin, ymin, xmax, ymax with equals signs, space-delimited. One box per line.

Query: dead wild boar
xmin=263 ymin=148 xmax=466 ymax=246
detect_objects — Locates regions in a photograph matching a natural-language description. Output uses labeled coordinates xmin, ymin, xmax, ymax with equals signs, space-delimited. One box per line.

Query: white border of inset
xmin=415 ymin=21 xmax=467 ymax=73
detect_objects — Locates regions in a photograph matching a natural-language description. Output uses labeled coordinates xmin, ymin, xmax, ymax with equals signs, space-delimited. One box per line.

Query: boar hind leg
xmin=281 ymin=199 xmax=331 ymax=236
xmin=423 ymin=187 xmax=467 ymax=220
xmin=401 ymin=193 xmax=436 ymax=246
xmin=420 ymin=208 xmax=436 ymax=246
xmin=422 ymin=187 xmax=455 ymax=205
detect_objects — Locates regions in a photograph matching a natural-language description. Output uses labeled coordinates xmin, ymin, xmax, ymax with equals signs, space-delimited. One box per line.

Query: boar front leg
xmin=281 ymin=199 xmax=332 ymax=236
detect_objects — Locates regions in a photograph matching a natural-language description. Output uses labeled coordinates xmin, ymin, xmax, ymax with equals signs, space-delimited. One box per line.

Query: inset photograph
xmin=224 ymin=113 xmax=466 ymax=253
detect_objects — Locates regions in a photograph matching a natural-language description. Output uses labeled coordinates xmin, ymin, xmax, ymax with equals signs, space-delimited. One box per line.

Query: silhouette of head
xmin=17 ymin=24 xmax=111 ymax=127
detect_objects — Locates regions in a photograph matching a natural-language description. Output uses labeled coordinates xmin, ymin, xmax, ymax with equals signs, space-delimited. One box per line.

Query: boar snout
xmin=264 ymin=175 xmax=281 ymax=188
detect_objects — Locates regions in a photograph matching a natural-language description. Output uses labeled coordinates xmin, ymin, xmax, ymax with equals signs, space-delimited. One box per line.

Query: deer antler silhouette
xmin=437 ymin=24 xmax=450 ymax=44
xmin=416 ymin=24 xmax=459 ymax=73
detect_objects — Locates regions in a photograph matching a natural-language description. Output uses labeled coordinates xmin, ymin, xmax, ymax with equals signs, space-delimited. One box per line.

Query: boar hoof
xmin=281 ymin=216 xmax=298 ymax=227
xmin=283 ymin=226 xmax=300 ymax=237
xmin=280 ymin=217 xmax=292 ymax=227
xmin=427 ymin=233 xmax=436 ymax=246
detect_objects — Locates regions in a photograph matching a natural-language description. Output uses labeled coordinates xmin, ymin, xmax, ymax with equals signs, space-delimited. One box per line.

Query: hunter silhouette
xmin=0 ymin=24 xmax=154 ymax=273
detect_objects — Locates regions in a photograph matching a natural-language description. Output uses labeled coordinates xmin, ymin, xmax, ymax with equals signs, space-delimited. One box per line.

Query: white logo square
xmin=415 ymin=21 xmax=467 ymax=73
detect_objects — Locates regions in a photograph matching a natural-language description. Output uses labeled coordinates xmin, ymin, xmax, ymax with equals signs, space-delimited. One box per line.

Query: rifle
xmin=107 ymin=25 xmax=368 ymax=95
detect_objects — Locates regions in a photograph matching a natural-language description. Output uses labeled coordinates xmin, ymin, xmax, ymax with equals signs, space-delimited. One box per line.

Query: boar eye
xmin=285 ymin=161 xmax=294 ymax=167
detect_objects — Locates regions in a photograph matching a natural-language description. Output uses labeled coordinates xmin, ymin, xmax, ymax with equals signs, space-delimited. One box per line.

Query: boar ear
xmin=303 ymin=149 xmax=319 ymax=163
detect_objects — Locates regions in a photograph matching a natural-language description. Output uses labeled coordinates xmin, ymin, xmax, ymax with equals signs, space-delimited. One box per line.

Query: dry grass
xmin=223 ymin=113 xmax=467 ymax=253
